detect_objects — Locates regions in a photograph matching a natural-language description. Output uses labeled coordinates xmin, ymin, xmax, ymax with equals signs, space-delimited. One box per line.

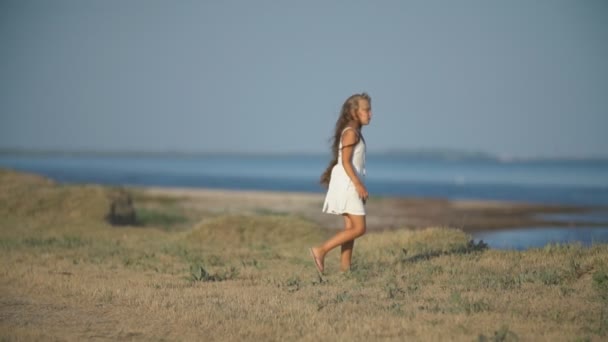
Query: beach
xmin=137 ymin=185 xmax=599 ymax=233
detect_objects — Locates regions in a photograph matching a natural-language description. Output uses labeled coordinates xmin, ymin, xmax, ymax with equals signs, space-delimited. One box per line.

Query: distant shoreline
xmin=2 ymin=148 xmax=608 ymax=163
xmin=1 ymin=167 xmax=607 ymax=232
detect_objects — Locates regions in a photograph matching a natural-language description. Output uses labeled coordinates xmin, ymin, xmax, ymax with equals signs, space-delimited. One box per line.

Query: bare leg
xmin=340 ymin=214 xmax=354 ymax=272
xmin=311 ymin=214 xmax=366 ymax=271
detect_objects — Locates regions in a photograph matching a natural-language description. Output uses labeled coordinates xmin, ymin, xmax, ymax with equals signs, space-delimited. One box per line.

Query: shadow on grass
xmin=401 ymin=239 xmax=489 ymax=263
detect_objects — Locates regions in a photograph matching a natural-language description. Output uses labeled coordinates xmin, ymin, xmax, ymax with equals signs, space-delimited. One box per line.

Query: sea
xmin=2 ymin=153 xmax=608 ymax=250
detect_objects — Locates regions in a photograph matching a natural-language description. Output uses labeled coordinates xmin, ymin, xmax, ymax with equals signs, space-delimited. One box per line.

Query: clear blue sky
xmin=1 ymin=0 xmax=607 ymax=158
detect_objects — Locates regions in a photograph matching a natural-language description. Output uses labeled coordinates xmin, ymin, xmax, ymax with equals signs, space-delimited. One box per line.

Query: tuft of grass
xmin=315 ymin=291 xmax=351 ymax=311
xmin=449 ymin=291 xmax=491 ymax=314
xmin=477 ymin=325 xmax=519 ymax=342
xmin=282 ymin=276 xmax=302 ymax=292
xmin=189 ymin=264 xmax=238 ymax=282
xmin=240 ymin=258 xmax=262 ymax=269
xmin=383 ymin=278 xmax=405 ymax=299
xmin=593 ymin=270 xmax=608 ymax=302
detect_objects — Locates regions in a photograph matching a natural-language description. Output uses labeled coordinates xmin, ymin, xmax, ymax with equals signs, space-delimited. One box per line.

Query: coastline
xmin=134 ymin=185 xmax=607 ymax=232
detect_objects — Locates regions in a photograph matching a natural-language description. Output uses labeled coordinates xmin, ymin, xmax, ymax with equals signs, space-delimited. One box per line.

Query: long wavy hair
xmin=320 ymin=92 xmax=371 ymax=187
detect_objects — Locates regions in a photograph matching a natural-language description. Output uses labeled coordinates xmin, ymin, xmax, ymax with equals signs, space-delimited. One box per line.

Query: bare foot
xmin=309 ymin=247 xmax=324 ymax=274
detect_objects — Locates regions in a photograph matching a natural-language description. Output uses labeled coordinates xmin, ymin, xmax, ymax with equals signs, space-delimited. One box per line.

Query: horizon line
xmin=1 ymin=146 xmax=607 ymax=162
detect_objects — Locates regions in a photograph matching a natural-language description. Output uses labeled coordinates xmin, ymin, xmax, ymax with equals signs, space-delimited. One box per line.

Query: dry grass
xmin=1 ymin=169 xmax=608 ymax=341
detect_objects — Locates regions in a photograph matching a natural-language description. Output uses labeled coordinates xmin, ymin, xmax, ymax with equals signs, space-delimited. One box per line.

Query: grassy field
xmin=1 ymin=169 xmax=608 ymax=341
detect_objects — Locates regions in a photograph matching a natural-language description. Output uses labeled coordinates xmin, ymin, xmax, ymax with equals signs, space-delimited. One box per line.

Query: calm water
xmin=472 ymin=227 xmax=608 ymax=250
xmin=2 ymin=153 xmax=608 ymax=249
xmin=2 ymin=154 xmax=607 ymax=205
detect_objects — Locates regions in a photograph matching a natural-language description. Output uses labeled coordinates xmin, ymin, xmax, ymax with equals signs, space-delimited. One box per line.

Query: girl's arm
xmin=341 ymin=129 xmax=368 ymax=201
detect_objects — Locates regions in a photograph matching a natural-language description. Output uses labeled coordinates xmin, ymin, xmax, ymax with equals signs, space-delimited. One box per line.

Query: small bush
xmin=189 ymin=264 xmax=238 ymax=282
xmin=282 ymin=276 xmax=302 ymax=292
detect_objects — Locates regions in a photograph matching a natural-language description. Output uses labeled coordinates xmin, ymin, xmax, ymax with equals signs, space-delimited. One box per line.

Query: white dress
xmin=322 ymin=127 xmax=367 ymax=216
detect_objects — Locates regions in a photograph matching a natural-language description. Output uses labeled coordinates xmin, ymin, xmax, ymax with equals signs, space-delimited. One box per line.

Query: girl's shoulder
xmin=341 ymin=126 xmax=361 ymax=137
xmin=340 ymin=126 xmax=362 ymax=148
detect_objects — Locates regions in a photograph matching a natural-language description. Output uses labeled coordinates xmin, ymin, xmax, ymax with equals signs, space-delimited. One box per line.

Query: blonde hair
xmin=320 ymin=93 xmax=371 ymax=187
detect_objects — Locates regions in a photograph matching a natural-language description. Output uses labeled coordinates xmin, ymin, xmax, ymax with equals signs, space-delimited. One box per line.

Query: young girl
xmin=310 ymin=93 xmax=372 ymax=274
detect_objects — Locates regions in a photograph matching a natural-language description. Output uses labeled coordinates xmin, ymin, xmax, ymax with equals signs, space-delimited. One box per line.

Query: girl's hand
xmin=355 ymin=183 xmax=369 ymax=203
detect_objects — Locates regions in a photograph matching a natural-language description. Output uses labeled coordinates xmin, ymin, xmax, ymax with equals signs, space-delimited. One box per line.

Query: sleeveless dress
xmin=322 ymin=127 xmax=367 ymax=215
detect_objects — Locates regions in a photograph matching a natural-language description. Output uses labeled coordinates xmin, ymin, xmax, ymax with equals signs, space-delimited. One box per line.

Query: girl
xmin=310 ymin=93 xmax=372 ymax=274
